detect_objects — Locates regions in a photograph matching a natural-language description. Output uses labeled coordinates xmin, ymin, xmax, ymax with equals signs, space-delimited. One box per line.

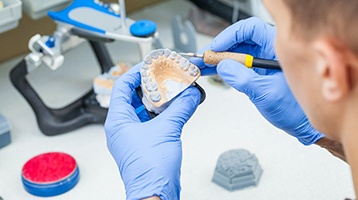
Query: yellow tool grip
xmin=203 ymin=50 xmax=254 ymax=68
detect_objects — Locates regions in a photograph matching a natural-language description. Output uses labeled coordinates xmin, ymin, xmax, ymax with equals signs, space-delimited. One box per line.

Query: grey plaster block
xmin=0 ymin=114 xmax=11 ymax=149
xmin=212 ymin=149 xmax=263 ymax=191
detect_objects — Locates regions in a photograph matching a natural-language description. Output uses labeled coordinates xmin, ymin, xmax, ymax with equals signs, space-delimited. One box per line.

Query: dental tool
xmin=179 ymin=50 xmax=281 ymax=70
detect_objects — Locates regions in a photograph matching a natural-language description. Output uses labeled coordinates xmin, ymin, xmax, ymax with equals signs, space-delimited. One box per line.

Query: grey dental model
xmin=212 ymin=149 xmax=263 ymax=191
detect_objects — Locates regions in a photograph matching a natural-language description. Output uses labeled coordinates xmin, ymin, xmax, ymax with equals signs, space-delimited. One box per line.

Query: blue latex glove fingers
xmin=211 ymin=17 xmax=276 ymax=60
xmin=217 ymin=59 xmax=324 ymax=145
xmin=191 ymin=17 xmax=277 ymax=76
xmin=105 ymin=62 xmax=201 ymax=199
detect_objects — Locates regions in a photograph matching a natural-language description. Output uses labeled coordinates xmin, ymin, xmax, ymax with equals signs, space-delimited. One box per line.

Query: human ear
xmin=313 ymin=39 xmax=349 ymax=102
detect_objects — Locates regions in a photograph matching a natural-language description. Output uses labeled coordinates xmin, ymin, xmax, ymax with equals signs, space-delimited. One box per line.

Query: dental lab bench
xmin=0 ymin=0 xmax=354 ymax=199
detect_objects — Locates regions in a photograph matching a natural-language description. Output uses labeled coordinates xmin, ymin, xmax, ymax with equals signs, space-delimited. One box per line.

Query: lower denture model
xmin=140 ymin=49 xmax=201 ymax=114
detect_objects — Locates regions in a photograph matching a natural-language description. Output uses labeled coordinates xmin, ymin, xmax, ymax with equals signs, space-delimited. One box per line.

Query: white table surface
xmin=0 ymin=0 xmax=355 ymax=199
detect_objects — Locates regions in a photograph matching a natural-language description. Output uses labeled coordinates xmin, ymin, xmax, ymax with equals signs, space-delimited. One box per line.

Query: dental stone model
xmin=140 ymin=49 xmax=200 ymax=114
xmin=212 ymin=149 xmax=263 ymax=191
xmin=94 ymin=62 xmax=131 ymax=108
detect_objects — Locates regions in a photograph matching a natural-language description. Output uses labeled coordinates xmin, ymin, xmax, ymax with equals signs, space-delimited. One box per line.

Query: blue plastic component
xmin=45 ymin=36 xmax=56 ymax=48
xmin=130 ymin=20 xmax=156 ymax=37
xmin=135 ymin=105 xmax=145 ymax=115
xmin=22 ymin=167 xmax=80 ymax=197
xmin=48 ymin=0 xmax=120 ymax=34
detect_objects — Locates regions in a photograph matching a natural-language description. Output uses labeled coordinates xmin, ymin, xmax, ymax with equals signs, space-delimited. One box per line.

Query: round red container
xmin=22 ymin=152 xmax=80 ymax=197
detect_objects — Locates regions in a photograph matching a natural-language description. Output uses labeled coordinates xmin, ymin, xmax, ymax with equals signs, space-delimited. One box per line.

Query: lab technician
xmin=105 ymin=0 xmax=358 ymax=199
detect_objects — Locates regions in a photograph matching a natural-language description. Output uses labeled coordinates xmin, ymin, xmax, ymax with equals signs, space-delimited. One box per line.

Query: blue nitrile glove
xmin=191 ymin=17 xmax=324 ymax=145
xmin=104 ymin=63 xmax=201 ymax=200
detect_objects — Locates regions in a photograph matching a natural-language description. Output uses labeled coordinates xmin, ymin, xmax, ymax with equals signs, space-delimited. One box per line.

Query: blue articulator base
xmin=48 ymin=0 xmax=120 ymax=34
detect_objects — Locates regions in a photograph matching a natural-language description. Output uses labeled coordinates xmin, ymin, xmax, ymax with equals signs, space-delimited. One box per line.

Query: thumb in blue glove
xmin=105 ymin=63 xmax=201 ymax=200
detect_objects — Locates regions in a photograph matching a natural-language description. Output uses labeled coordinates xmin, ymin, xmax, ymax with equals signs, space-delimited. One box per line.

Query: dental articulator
xmin=10 ymin=0 xmax=162 ymax=135
xmin=10 ymin=0 xmax=206 ymax=134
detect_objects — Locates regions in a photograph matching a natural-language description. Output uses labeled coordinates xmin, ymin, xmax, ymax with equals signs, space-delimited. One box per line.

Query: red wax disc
xmin=22 ymin=152 xmax=77 ymax=183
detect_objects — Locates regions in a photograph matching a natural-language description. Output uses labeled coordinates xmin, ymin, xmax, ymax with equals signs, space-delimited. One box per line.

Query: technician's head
xmin=263 ymin=0 xmax=358 ymax=141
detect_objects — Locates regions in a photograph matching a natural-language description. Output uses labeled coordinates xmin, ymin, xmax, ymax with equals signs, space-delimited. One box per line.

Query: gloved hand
xmin=191 ymin=17 xmax=324 ymax=145
xmin=105 ymin=63 xmax=201 ymax=200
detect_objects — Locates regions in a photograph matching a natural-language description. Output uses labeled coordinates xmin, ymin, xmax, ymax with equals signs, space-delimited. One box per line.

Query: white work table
xmin=0 ymin=0 xmax=355 ymax=199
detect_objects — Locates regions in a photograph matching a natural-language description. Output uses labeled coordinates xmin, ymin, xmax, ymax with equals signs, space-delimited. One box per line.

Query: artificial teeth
xmin=145 ymin=81 xmax=158 ymax=92
xmin=150 ymin=50 xmax=159 ymax=59
xmin=189 ymin=65 xmax=199 ymax=76
xmin=140 ymin=68 xmax=147 ymax=76
xmin=164 ymin=49 xmax=171 ymax=57
xmin=175 ymin=55 xmax=181 ymax=63
xmin=141 ymin=62 xmax=149 ymax=70
xmin=157 ymin=49 xmax=164 ymax=56
xmin=142 ymin=76 xmax=151 ymax=83
xmin=149 ymin=91 xmax=161 ymax=102
xmin=170 ymin=52 xmax=177 ymax=60
xmin=144 ymin=55 xmax=152 ymax=65
xmin=180 ymin=58 xmax=190 ymax=70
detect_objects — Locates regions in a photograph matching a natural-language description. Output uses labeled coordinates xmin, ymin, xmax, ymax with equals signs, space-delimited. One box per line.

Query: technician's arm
xmin=315 ymin=138 xmax=346 ymax=162
xmin=191 ymin=17 xmax=324 ymax=146
xmin=206 ymin=18 xmax=347 ymax=162
xmin=143 ymin=197 xmax=161 ymax=200
xmin=207 ymin=18 xmax=347 ymax=161
xmin=105 ymin=63 xmax=201 ymax=200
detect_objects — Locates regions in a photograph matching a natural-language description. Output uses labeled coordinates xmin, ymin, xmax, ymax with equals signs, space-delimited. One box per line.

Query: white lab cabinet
xmin=21 ymin=0 xmax=71 ymax=19
xmin=0 ymin=0 xmax=22 ymax=33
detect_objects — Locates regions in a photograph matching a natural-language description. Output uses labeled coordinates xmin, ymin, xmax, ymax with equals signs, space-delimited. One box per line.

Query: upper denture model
xmin=140 ymin=49 xmax=200 ymax=114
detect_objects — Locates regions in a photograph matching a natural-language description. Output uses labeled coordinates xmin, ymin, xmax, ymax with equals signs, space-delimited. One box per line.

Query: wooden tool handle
xmin=203 ymin=50 xmax=253 ymax=66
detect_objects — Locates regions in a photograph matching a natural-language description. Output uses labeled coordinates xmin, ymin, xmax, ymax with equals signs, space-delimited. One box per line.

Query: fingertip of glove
xmin=217 ymin=59 xmax=241 ymax=75
xmin=210 ymin=39 xmax=223 ymax=52
xmin=190 ymin=57 xmax=204 ymax=67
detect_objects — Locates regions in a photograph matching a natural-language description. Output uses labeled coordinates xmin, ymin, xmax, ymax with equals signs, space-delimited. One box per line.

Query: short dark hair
xmin=283 ymin=0 xmax=358 ymax=54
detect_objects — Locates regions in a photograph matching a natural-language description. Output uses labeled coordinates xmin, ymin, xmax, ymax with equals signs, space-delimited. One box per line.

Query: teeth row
xmin=142 ymin=49 xmax=198 ymax=77
xmin=141 ymin=49 xmax=199 ymax=102
xmin=141 ymin=63 xmax=158 ymax=102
